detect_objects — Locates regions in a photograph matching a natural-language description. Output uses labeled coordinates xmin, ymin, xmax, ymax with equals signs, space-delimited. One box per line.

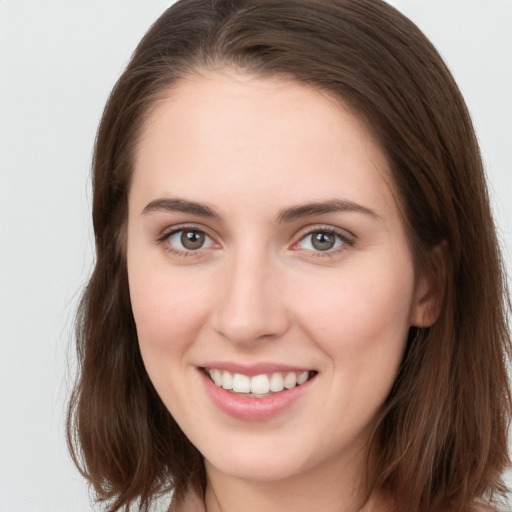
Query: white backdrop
xmin=1 ymin=1 xmax=510 ymax=511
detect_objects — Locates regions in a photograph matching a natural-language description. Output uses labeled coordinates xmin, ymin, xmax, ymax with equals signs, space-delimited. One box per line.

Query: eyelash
xmin=156 ymin=224 xmax=355 ymax=259
xmin=292 ymin=226 xmax=354 ymax=259
xmin=156 ymin=224 xmax=216 ymax=258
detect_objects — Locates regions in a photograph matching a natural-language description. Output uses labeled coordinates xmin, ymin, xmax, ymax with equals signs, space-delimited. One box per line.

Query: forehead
xmin=131 ymin=69 xmax=398 ymax=222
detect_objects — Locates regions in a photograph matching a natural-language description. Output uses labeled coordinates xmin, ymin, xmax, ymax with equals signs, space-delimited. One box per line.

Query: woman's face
xmin=127 ymin=70 xmax=432 ymax=483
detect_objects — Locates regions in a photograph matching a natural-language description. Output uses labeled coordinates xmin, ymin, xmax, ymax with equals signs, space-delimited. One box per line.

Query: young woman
xmin=67 ymin=1 xmax=511 ymax=511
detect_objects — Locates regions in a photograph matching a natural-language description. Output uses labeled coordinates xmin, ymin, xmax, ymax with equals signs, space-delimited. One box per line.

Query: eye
xmin=166 ymin=228 xmax=214 ymax=252
xmin=296 ymin=229 xmax=348 ymax=253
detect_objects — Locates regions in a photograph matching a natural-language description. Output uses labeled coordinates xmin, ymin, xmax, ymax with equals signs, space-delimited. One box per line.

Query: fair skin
xmin=127 ymin=69 xmax=437 ymax=512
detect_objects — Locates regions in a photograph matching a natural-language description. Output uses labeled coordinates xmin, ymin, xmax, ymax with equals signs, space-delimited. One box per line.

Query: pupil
xmin=312 ymin=232 xmax=335 ymax=251
xmin=181 ymin=230 xmax=205 ymax=250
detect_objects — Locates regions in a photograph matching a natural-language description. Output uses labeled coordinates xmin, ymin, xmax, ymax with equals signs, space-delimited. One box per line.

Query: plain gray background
xmin=1 ymin=1 xmax=511 ymax=511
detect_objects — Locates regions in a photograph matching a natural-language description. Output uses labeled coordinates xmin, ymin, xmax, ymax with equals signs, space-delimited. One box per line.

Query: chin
xmin=200 ymin=428 xmax=355 ymax=485
xmin=205 ymin=451 xmax=310 ymax=483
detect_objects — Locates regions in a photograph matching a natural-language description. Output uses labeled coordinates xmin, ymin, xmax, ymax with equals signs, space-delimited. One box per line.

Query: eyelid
xmin=291 ymin=224 xmax=356 ymax=255
xmin=156 ymin=223 xmax=220 ymax=255
xmin=155 ymin=222 xmax=355 ymax=259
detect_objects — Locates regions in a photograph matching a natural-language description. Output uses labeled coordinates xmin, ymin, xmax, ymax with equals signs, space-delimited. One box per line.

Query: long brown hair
xmin=67 ymin=1 xmax=511 ymax=511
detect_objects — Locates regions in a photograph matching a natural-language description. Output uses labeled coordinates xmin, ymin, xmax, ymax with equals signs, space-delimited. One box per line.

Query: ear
xmin=410 ymin=241 xmax=447 ymax=328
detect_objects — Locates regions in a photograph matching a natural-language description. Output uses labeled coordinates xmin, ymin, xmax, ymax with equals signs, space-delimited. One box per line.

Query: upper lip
xmin=200 ymin=361 xmax=314 ymax=376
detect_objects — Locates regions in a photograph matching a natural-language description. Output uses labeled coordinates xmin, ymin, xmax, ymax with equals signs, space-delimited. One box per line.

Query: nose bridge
xmin=212 ymin=242 xmax=289 ymax=343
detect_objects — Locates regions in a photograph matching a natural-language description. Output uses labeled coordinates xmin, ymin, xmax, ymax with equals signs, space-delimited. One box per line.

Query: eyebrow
xmin=142 ymin=198 xmax=220 ymax=218
xmin=141 ymin=197 xmax=380 ymax=222
xmin=277 ymin=199 xmax=380 ymax=223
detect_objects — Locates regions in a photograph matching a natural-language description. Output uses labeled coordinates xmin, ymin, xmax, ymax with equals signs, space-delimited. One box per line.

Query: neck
xmin=204 ymin=452 xmax=385 ymax=512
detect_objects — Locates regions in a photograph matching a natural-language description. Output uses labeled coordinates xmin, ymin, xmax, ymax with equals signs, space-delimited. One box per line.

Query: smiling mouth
xmin=203 ymin=368 xmax=317 ymax=398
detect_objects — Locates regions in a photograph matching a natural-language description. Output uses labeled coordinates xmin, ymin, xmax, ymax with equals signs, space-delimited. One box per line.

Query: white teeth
xmin=269 ymin=372 xmax=284 ymax=392
xmin=297 ymin=371 xmax=309 ymax=385
xmin=232 ymin=373 xmax=251 ymax=393
xmin=212 ymin=369 xmax=223 ymax=387
xmin=208 ymin=368 xmax=312 ymax=395
xmin=251 ymin=374 xmax=270 ymax=394
xmin=284 ymin=372 xmax=298 ymax=389
xmin=221 ymin=371 xmax=233 ymax=390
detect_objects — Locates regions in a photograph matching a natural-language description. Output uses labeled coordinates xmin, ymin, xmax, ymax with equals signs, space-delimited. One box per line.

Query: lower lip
xmin=200 ymin=370 xmax=316 ymax=421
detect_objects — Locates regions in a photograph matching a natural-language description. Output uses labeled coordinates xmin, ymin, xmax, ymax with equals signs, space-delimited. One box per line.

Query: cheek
xmin=127 ymin=262 xmax=215 ymax=415
xmin=291 ymin=255 xmax=415 ymax=363
xmin=128 ymin=258 xmax=213 ymax=354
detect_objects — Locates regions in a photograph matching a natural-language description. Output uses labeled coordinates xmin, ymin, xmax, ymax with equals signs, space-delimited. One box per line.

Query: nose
xmin=210 ymin=248 xmax=290 ymax=344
